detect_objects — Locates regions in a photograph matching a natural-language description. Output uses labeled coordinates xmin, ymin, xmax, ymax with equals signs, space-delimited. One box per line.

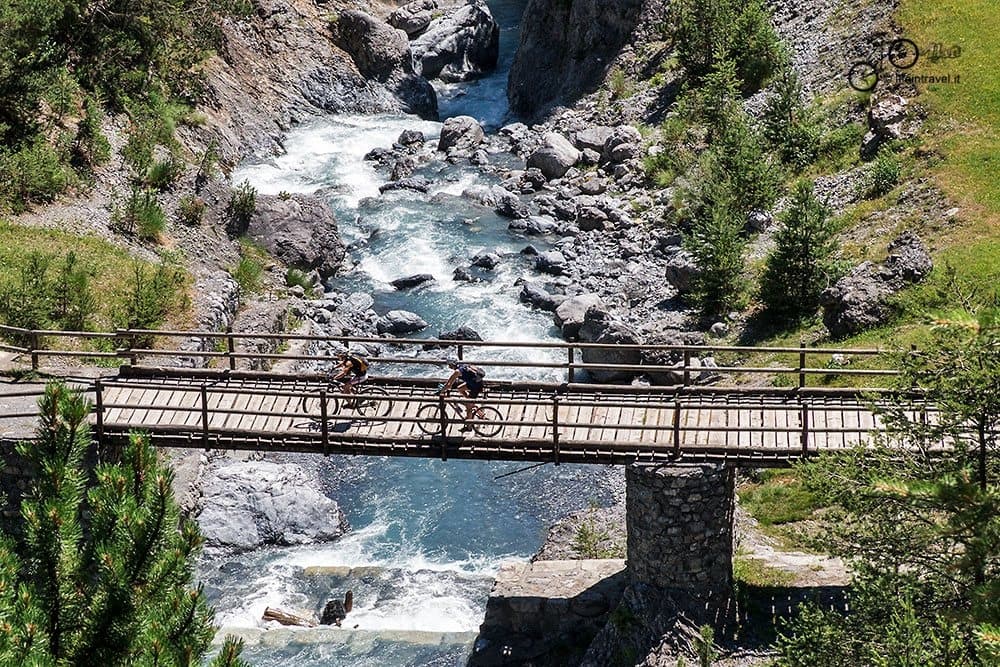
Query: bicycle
xmin=847 ymin=33 xmax=919 ymax=92
xmin=299 ymin=379 xmax=392 ymax=419
xmin=416 ymin=387 xmax=504 ymax=437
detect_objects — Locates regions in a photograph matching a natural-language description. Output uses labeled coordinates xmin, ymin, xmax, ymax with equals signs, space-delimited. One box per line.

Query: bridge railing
xmin=0 ymin=324 xmax=901 ymax=389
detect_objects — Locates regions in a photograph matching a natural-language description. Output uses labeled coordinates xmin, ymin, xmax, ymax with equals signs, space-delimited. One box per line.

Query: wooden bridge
xmin=0 ymin=325 xmax=933 ymax=466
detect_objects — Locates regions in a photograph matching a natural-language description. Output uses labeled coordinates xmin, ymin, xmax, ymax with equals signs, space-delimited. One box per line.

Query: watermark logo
xmin=847 ymin=35 xmax=962 ymax=92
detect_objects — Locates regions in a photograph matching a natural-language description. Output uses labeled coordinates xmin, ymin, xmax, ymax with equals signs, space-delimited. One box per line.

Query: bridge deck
xmin=94 ymin=371 xmax=905 ymax=465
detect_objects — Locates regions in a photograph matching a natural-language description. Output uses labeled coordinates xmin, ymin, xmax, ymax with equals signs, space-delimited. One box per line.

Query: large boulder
xmin=438 ymin=115 xmax=485 ymax=151
xmin=331 ymin=10 xmax=437 ymax=117
xmin=573 ymin=126 xmax=615 ymax=152
xmin=390 ymin=273 xmax=436 ymax=290
xmin=663 ymin=250 xmax=699 ymax=294
xmin=197 ymin=461 xmax=350 ymax=553
xmin=535 ymin=250 xmax=568 ymax=275
xmin=377 ymin=309 xmax=429 ymax=334
xmin=554 ymin=293 xmax=605 ymax=340
xmin=388 ymin=0 xmax=445 ymax=36
xmin=246 ymin=194 xmax=346 ymax=278
xmin=508 ymin=0 xmax=644 ymax=115
xmin=821 ymin=232 xmax=932 ymax=338
xmin=526 ymin=132 xmax=581 ymax=180
xmin=411 ymin=0 xmax=500 ymax=82
xmin=520 ymin=282 xmax=565 ymax=312
xmin=578 ymin=308 xmax=642 ymax=383
xmin=601 ymin=126 xmax=643 ymax=164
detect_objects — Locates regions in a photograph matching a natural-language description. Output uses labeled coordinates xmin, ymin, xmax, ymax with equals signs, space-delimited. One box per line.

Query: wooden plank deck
xmin=95 ymin=375 xmax=901 ymax=466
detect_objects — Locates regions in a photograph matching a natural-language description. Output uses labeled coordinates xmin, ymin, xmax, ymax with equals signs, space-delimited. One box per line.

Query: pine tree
xmin=759 ymin=180 xmax=837 ymax=319
xmin=778 ymin=312 xmax=1000 ymax=665
xmin=763 ymin=68 xmax=820 ymax=169
xmin=685 ymin=185 xmax=747 ymax=318
xmin=0 ymin=383 xmax=248 ymax=666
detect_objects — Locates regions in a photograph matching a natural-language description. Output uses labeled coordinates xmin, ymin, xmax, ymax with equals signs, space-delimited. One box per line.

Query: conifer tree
xmin=759 ymin=180 xmax=837 ymax=319
xmin=0 ymin=383 xmax=247 ymax=666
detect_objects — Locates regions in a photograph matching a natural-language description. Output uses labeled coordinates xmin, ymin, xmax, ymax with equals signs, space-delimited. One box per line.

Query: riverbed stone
xmin=438 ymin=115 xmax=485 ymax=151
xmin=554 ymin=293 xmax=604 ymax=339
xmin=535 ymin=250 xmax=568 ymax=275
xmin=410 ymin=0 xmax=500 ymax=82
xmin=377 ymin=309 xmax=429 ymax=334
xmin=526 ymin=132 xmax=581 ymax=180
xmin=390 ymin=273 xmax=436 ymax=290
xmin=246 ymin=193 xmax=346 ymax=278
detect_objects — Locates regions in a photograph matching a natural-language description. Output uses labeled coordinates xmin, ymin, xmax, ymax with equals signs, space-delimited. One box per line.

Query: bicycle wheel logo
xmin=848 ymin=37 xmax=919 ymax=92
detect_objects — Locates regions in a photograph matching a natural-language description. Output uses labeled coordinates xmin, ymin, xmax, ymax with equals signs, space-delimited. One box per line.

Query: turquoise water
xmin=209 ymin=3 xmax=623 ymax=663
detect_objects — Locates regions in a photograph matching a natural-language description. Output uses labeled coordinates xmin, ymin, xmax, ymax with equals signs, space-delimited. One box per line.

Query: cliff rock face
xmin=507 ymin=0 xmax=643 ymax=117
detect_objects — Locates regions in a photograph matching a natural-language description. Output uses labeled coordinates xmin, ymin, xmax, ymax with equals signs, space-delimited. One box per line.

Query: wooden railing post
xmin=567 ymin=347 xmax=575 ymax=383
xmin=438 ymin=393 xmax=449 ymax=461
xmin=226 ymin=327 xmax=236 ymax=371
xmin=800 ymin=404 xmax=809 ymax=455
xmin=673 ymin=399 xmax=682 ymax=458
xmin=94 ymin=378 xmax=105 ymax=442
xmin=200 ymin=384 xmax=210 ymax=451
xmin=457 ymin=344 xmax=464 ymax=361
xmin=551 ymin=394 xmax=560 ymax=466
xmin=683 ymin=350 xmax=691 ymax=386
xmin=29 ymin=330 xmax=40 ymax=371
xmin=320 ymin=389 xmax=329 ymax=456
xmin=798 ymin=340 xmax=807 ymax=388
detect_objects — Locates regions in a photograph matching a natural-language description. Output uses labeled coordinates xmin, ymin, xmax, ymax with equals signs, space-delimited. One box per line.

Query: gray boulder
xmin=397 ymin=129 xmax=425 ymax=146
xmin=472 ymin=252 xmax=501 ymax=269
xmin=663 ymin=250 xmax=699 ymax=294
xmin=391 ymin=274 xmax=436 ymax=290
xmin=509 ymin=215 xmax=558 ymax=235
xmin=438 ymin=115 xmax=485 ymax=151
xmin=821 ymin=232 xmax=932 ymax=338
xmin=574 ymin=126 xmax=615 ymax=152
xmin=464 ymin=185 xmax=528 ymax=218
xmin=554 ymin=293 xmax=605 ymax=340
xmin=197 ymin=461 xmax=349 ymax=553
xmin=246 ymin=194 xmax=346 ymax=278
xmin=387 ymin=0 xmax=445 ymax=36
xmin=578 ymin=308 xmax=641 ymax=382
xmin=331 ymin=10 xmax=437 ymax=118
xmin=535 ymin=250 xmax=568 ymax=276
xmin=379 ymin=176 xmax=431 ymax=193
xmin=520 ymin=282 xmax=565 ymax=312
xmin=577 ymin=206 xmax=608 ymax=232
xmin=526 ymin=132 xmax=581 ymax=180
xmin=601 ymin=126 xmax=643 ymax=164
xmin=377 ymin=309 xmax=429 ymax=334
xmin=411 ymin=0 xmax=500 ymax=82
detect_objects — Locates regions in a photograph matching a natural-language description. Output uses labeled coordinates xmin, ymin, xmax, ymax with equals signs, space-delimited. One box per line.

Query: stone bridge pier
xmin=625 ymin=462 xmax=736 ymax=618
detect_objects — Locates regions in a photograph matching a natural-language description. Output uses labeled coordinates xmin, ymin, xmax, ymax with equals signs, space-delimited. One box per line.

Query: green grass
xmin=734 ymin=551 xmax=795 ymax=587
xmin=0 ymin=220 xmax=191 ymax=332
xmin=739 ymin=470 xmax=821 ymax=527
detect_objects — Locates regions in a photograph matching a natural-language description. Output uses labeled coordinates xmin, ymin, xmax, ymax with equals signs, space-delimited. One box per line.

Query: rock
xmin=320 ymin=599 xmax=348 ymax=627
xmin=377 ymin=309 xmax=429 ymax=334
xmin=387 ymin=0 xmax=441 ymax=36
xmin=578 ymin=308 xmax=641 ymax=382
xmin=330 ymin=10 xmax=437 ymax=118
xmin=438 ymin=115 xmax=485 ymax=151
xmin=379 ymin=175 xmax=431 ymax=193
xmin=197 ymin=461 xmax=349 ymax=553
xmin=709 ymin=322 xmax=729 ymax=337
xmin=246 ymin=194 xmax=346 ymax=278
xmin=747 ymin=210 xmax=773 ymax=233
xmin=439 ymin=326 xmax=484 ymax=342
xmin=574 ymin=126 xmax=616 ymax=152
xmin=453 ymin=266 xmax=476 ymax=282
xmin=364 ymin=146 xmax=395 ymax=163
xmin=535 ymin=250 xmax=568 ymax=275
xmin=554 ymin=293 xmax=605 ymax=340
xmin=601 ymin=126 xmax=643 ymax=164
xmin=509 ymin=215 xmax=558 ymax=235
xmin=526 ymin=132 xmax=581 ymax=180
xmin=491 ymin=188 xmax=530 ymax=219
xmin=520 ymin=282 xmax=565 ymax=312
xmin=397 ymin=129 xmax=425 ymax=146
xmin=521 ymin=244 xmax=539 ymax=256
xmin=577 ymin=206 xmax=608 ymax=232
xmin=390 ymin=273 xmax=436 ymax=290
xmin=472 ymin=252 xmax=501 ymax=269
xmin=345 ymin=291 xmax=375 ymax=313
xmin=862 ymin=94 xmax=914 ymax=156
xmin=821 ymin=232 xmax=932 ymax=338
xmin=663 ymin=250 xmax=699 ymax=294
xmin=507 ymin=0 xmax=643 ymax=115
xmin=411 ymin=0 xmax=500 ymax=82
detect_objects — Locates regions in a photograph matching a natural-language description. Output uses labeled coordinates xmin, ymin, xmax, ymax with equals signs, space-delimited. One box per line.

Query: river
xmin=203 ymin=2 xmax=622 ymax=664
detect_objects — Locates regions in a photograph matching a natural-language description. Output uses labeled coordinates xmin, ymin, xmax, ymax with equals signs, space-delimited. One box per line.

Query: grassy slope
xmin=0 ymin=221 xmax=192 ymax=333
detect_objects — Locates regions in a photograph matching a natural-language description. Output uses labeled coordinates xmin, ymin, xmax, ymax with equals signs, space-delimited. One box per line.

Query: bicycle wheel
xmin=355 ymin=385 xmax=392 ymax=418
xmin=888 ymin=38 xmax=919 ymax=69
xmin=471 ymin=406 xmax=503 ymax=438
xmin=301 ymin=390 xmax=339 ymax=417
xmin=847 ymin=61 xmax=878 ymax=92
xmin=416 ymin=403 xmax=444 ymax=435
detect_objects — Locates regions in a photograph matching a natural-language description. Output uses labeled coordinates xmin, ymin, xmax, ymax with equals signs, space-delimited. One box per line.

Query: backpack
xmin=462 ymin=364 xmax=485 ymax=380
xmin=347 ymin=354 xmax=369 ymax=374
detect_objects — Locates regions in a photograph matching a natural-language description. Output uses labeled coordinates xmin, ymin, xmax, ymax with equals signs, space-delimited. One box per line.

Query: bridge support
xmin=625 ymin=463 xmax=735 ymax=611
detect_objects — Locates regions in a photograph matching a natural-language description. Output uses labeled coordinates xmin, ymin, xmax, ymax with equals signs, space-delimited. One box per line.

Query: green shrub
xmin=73 ymin=96 xmax=111 ymax=170
xmin=231 ymin=255 xmax=263 ymax=296
xmin=608 ymin=67 xmax=630 ymax=99
xmin=112 ymin=188 xmax=167 ymax=241
xmin=0 ymin=140 xmax=74 ymax=212
xmin=285 ymin=268 xmax=317 ymax=296
xmin=763 ymin=69 xmax=821 ymax=169
xmin=226 ymin=180 xmax=257 ymax=235
xmin=145 ymin=155 xmax=183 ymax=191
xmin=860 ymin=151 xmax=901 ymax=199
xmin=195 ymin=141 xmax=220 ymax=193
xmin=52 ymin=252 xmax=96 ymax=331
xmin=685 ymin=192 xmax=748 ymax=317
xmin=712 ymin=108 xmax=779 ymax=217
xmin=0 ymin=252 xmax=55 ymax=334
xmin=177 ymin=195 xmax=206 ymax=226
xmin=114 ymin=261 xmax=186 ymax=339
xmin=759 ymin=180 xmax=839 ymax=318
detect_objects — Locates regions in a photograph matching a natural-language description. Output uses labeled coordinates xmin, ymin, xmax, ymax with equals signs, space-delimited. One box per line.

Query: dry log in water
xmin=262 ymin=606 xmax=317 ymax=627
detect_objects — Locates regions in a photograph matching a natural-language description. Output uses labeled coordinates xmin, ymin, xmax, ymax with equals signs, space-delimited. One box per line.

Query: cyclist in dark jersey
xmin=440 ymin=360 xmax=486 ymax=430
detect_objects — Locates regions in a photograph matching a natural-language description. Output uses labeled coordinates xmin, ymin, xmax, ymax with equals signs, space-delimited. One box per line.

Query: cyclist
xmin=439 ymin=359 xmax=486 ymax=430
xmin=329 ymin=349 xmax=369 ymax=404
